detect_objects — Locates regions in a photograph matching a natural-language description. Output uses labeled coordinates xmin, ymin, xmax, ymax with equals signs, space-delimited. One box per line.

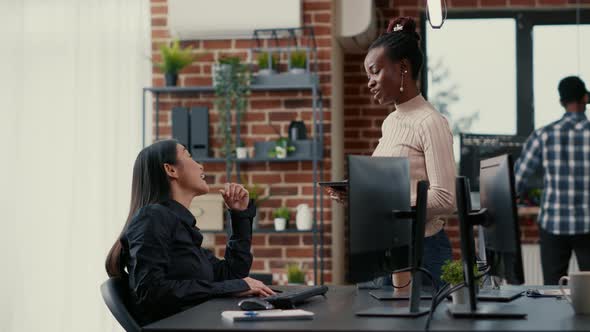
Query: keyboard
xmin=264 ymin=285 xmax=329 ymax=309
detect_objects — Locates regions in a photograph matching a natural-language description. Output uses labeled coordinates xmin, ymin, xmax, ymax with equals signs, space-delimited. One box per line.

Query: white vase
xmin=295 ymin=204 xmax=313 ymax=230
xmin=274 ymin=218 xmax=286 ymax=231
xmin=275 ymin=146 xmax=287 ymax=159
xmin=236 ymin=147 xmax=248 ymax=159
xmin=451 ymin=286 xmax=469 ymax=305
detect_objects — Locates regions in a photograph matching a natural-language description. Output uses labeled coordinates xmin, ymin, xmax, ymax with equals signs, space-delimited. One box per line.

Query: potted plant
xmin=289 ymin=50 xmax=307 ymax=74
xmin=267 ymin=137 xmax=296 ymax=159
xmin=273 ymin=207 xmax=290 ymax=231
xmin=286 ymin=263 xmax=306 ymax=285
xmin=441 ymin=260 xmax=479 ymax=305
xmin=257 ymin=52 xmax=279 ymax=75
xmin=213 ymin=56 xmax=250 ymax=178
xmin=153 ymin=39 xmax=197 ymax=86
xmin=235 ymin=141 xmax=248 ymax=159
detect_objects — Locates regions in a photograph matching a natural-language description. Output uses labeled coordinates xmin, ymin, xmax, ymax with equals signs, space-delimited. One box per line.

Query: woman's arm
xmin=206 ymin=203 xmax=255 ymax=280
xmin=419 ymin=114 xmax=457 ymax=218
xmin=126 ymin=207 xmax=249 ymax=314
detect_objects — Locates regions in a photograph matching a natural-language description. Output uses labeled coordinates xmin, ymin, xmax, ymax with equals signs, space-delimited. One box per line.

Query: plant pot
xmin=274 ymin=217 xmax=287 ymax=231
xmin=295 ymin=204 xmax=313 ymax=230
xmin=165 ymin=72 xmax=178 ymax=86
xmin=289 ymin=68 xmax=306 ymax=74
xmin=236 ymin=147 xmax=248 ymax=159
xmin=451 ymin=286 xmax=469 ymax=305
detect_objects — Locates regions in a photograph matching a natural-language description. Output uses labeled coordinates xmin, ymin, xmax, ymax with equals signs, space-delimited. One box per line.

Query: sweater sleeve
xmin=418 ymin=113 xmax=457 ymax=219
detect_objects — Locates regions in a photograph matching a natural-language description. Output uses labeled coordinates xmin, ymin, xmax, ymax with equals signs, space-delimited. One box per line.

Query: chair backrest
xmin=100 ymin=277 xmax=141 ymax=332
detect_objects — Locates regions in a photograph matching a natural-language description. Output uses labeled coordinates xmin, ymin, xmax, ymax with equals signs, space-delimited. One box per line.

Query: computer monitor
xmin=460 ymin=133 xmax=543 ymax=195
xmin=347 ymin=155 xmax=430 ymax=317
xmin=479 ymin=154 xmax=525 ymax=286
xmin=347 ymin=155 xmax=412 ymax=283
xmin=449 ymin=175 xmax=526 ymax=318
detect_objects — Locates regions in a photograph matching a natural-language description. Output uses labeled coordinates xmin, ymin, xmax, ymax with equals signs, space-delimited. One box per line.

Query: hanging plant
xmin=213 ymin=56 xmax=250 ymax=178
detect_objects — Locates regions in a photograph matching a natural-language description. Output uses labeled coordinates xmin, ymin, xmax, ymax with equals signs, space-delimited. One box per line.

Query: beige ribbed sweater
xmin=372 ymin=94 xmax=456 ymax=237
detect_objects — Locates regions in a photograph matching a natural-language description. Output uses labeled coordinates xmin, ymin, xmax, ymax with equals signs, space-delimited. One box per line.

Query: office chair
xmin=100 ymin=276 xmax=141 ymax=332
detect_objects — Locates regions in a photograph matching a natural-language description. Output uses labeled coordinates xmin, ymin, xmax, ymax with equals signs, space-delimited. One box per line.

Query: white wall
xmin=0 ymin=1 xmax=151 ymax=331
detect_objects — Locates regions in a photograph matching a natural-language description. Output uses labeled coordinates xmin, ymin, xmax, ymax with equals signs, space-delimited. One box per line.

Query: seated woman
xmin=105 ymin=139 xmax=274 ymax=325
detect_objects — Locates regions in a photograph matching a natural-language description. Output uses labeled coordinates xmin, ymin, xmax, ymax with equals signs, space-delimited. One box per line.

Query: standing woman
xmin=105 ymin=139 xmax=274 ymax=326
xmin=328 ymin=17 xmax=456 ymax=288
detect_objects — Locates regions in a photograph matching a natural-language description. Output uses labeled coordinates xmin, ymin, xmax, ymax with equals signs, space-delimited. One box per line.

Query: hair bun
xmin=386 ymin=17 xmax=420 ymax=41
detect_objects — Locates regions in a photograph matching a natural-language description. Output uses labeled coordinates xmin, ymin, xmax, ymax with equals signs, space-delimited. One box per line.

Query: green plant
xmin=441 ymin=260 xmax=480 ymax=285
xmin=286 ymin=263 xmax=306 ymax=284
xmin=290 ymin=50 xmax=307 ymax=69
xmin=273 ymin=206 xmax=290 ymax=220
xmin=240 ymin=176 xmax=271 ymax=207
xmin=267 ymin=137 xmax=296 ymax=158
xmin=153 ymin=39 xmax=197 ymax=74
xmin=213 ymin=56 xmax=250 ymax=177
xmin=257 ymin=52 xmax=279 ymax=71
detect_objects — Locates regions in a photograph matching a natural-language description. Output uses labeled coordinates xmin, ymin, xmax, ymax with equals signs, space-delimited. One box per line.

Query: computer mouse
xmin=238 ymin=298 xmax=275 ymax=311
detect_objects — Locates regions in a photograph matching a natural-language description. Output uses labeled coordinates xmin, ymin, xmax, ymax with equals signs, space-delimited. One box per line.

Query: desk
xmin=144 ymin=286 xmax=590 ymax=331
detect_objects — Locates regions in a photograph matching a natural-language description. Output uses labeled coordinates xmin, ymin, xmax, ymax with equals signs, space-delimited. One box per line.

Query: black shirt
xmin=121 ymin=199 xmax=255 ymax=325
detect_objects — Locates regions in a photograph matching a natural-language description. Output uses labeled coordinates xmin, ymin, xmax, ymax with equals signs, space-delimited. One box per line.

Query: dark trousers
xmin=539 ymin=228 xmax=590 ymax=285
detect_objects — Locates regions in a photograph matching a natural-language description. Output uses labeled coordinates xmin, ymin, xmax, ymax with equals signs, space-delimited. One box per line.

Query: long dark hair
xmin=105 ymin=139 xmax=179 ymax=277
xmin=369 ymin=17 xmax=423 ymax=80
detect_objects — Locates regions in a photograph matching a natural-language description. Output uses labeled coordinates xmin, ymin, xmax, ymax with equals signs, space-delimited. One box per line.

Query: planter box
xmin=254 ymin=139 xmax=322 ymax=159
xmin=252 ymin=72 xmax=316 ymax=87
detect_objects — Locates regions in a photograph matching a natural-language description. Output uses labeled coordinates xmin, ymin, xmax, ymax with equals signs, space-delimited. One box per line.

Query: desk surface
xmin=144 ymin=286 xmax=590 ymax=332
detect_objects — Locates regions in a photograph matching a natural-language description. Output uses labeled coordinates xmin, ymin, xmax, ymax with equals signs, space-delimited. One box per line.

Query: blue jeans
xmin=377 ymin=229 xmax=453 ymax=290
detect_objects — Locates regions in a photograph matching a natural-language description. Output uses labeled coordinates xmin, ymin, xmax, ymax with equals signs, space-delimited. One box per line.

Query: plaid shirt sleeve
xmin=514 ymin=130 xmax=543 ymax=195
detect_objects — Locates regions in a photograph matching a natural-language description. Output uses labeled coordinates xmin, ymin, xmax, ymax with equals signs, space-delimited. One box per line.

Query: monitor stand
xmin=356 ymin=271 xmax=430 ymax=317
xmin=447 ymin=303 xmax=527 ymax=318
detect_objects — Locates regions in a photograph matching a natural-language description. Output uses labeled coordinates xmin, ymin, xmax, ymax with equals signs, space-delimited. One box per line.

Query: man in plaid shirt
xmin=515 ymin=76 xmax=590 ymax=285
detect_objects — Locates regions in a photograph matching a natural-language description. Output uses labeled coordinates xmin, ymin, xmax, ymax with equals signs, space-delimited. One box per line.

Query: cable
xmin=425 ymin=282 xmax=465 ymax=331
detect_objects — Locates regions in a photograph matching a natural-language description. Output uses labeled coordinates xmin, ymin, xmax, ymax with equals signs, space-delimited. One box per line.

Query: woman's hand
xmin=220 ymin=183 xmax=249 ymax=211
xmin=235 ymin=277 xmax=276 ymax=297
xmin=325 ymin=187 xmax=347 ymax=204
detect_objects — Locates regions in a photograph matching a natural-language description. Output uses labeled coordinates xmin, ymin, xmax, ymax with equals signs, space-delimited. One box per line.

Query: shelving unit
xmin=142 ymin=78 xmax=325 ymax=285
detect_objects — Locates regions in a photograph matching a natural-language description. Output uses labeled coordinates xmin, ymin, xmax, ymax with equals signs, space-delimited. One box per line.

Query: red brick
xmin=269 ymin=235 xmax=301 ymax=246
xmin=151 ymin=5 xmax=168 ymax=15
xmin=269 ymin=163 xmax=300 ymax=171
xmin=151 ymin=29 xmax=169 ymax=39
xmin=253 ymin=248 xmax=283 ymax=258
xmin=203 ymin=40 xmax=232 ymax=49
xmin=215 ymin=234 xmax=227 ymax=245
xmin=251 ymin=99 xmax=282 ymax=109
xmin=251 ymin=260 xmax=266 ymax=271
xmin=218 ymin=51 xmax=249 ymax=61
xmin=480 ymin=0 xmax=508 ymax=5
xmin=270 ymin=186 xmax=299 ymax=196
xmin=285 ymin=199 xmax=314 ymax=208
xmin=538 ymin=0 xmax=568 ymax=3
xmin=314 ymin=13 xmax=331 ymax=23
xmin=251 ymin=124 xmax=277 ymax=135
xmin=242 ymin=112 xmax=266 ymax=122
xmin=303 ymin=1 xmax=331 ymax=11
xmin=183 ymin=76 xmax=212 ymax=86
xmin=284 ymin=99 xmax=313 ymax=109
xmin=182 ymin=64 xmax=201 ymax=74
xmin=259 ymin=199 xmax=282 ymax=208
xmin=151 ymin=17 xmax=167 ymax=27
xmin=252 ymin=174 xmax=282 ymax=183
xmin=252 ymin=234 xmax=267 ymax=246
xmin=235 ymin=39 xmax=257 ymax=49
xmin=284 ymin=173 xmax=314 ymax=183
xmin=304 ymin=13 xmax=313 ymax=24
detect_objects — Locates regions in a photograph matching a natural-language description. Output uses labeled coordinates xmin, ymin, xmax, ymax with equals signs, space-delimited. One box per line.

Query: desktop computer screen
xmin=346 ymin=155 xmax=412 ymax=284
xmin=479 ymin=154 xmax=525 ymax=285
xmin=460 ymin=133 xmax=543 ymax=194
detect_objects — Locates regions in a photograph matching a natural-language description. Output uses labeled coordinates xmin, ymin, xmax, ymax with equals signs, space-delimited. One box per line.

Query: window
xmin=423 ymin=9 xmax=590 ymax=162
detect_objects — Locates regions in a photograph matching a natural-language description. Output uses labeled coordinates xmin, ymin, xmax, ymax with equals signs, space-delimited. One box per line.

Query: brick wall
xmin=150 ymin=0 xmax=334 ymax=284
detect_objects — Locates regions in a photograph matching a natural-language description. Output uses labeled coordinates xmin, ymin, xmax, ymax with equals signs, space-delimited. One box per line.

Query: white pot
xmin=236 ymin=147 xmax=248 ymax=159
xmin=296 ymin=204 xmax=313 ymax=230
xmin=451 ymin=286 xmax=469 ymax=305
xmin=275 ymin=146 xmax=287 ymax=159
xmin=274 ymin=218 xmax=287 ymax=231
